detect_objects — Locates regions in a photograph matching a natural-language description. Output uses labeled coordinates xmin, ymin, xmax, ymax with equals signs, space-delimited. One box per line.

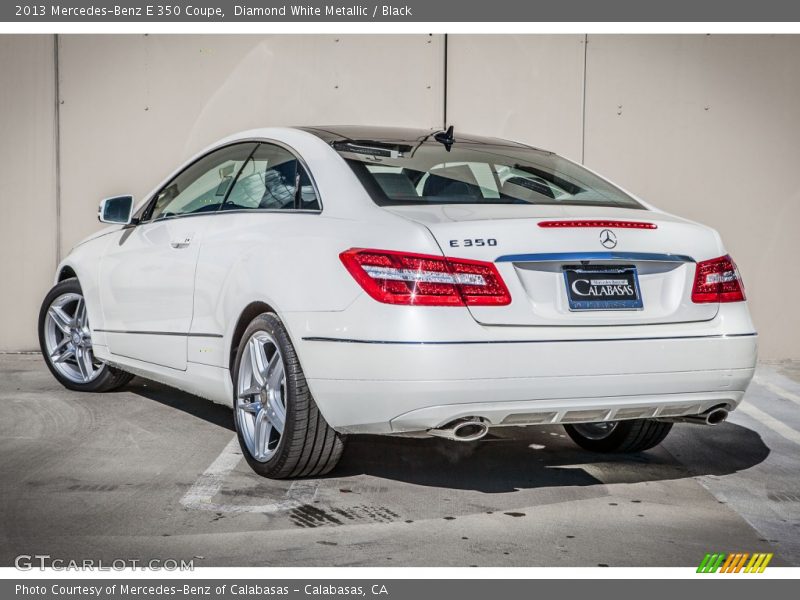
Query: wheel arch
xmin=57 ymin=265 xmax=78 ymax=282
xmin=228 ymin=301 xmax=279 ymax=376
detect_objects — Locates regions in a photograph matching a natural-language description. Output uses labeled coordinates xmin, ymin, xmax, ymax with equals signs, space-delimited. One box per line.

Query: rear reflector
xmin=691 ymin=255 xmax=746 ymax=303
xmin=538 ymin=220 xmax=657 ymax=229
xmin=340 ymin=248 xmax=511 ymax=306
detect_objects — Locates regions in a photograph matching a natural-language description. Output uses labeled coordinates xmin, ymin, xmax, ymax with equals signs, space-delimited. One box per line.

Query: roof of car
xmin=296 ymin=125 xmax=542 ymax=151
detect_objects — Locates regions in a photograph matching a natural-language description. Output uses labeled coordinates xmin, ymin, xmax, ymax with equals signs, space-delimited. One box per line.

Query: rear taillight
xmin=691 ymin=255 xmax=746 ymax=303
xmin=340 ymin=248 xmax=511 ymax=306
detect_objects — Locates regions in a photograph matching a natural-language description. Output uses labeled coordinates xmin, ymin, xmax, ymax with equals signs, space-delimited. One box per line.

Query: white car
xmin=38 ymin=126 xmax=757 ymax=478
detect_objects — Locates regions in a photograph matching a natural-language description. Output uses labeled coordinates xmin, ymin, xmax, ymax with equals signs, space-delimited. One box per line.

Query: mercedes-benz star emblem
xmin=599 ymin=229 xmax=617 ymax=249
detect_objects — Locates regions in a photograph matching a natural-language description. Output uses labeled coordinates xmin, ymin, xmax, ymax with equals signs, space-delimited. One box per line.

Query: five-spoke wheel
xmin=236 ymin=332 xmax=288 ymax=462
xmin=232 ymin=312 xmax=345 ymax=478
xmin=38 ymin=278 xmax=133 ymax=392
xmin=43 ymin=291 xmax=103 ymax=384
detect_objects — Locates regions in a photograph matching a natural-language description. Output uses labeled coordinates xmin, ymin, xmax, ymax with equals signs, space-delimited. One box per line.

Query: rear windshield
xmin=337 ymin=141 xmax=643 ymax=209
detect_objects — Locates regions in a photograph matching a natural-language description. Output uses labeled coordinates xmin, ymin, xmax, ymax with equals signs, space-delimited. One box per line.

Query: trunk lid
xmin=385 ymin=204 xmax=720 ymax=326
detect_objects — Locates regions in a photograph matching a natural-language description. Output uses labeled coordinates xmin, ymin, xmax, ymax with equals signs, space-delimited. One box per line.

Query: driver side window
xmin=146 ymin=143 xmax=257 ymax=222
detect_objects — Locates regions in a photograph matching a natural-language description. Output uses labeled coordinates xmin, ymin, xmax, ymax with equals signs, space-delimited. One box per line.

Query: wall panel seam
xmin=581 ymin=33 xmax=588 ymax=164
xmin=442 ymin=33 xmax=448 ymax=129
xmin=53 ymin=33 xmax=62 ymax=266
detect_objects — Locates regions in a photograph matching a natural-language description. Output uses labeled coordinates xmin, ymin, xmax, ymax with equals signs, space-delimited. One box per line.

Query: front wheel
xmin=564 ymin=419 xmax=673 ymax=453
xmin=233 ymin=312 xmax=345 ymax=479
xmin=38 ymin=278 xmax=133 ymax=392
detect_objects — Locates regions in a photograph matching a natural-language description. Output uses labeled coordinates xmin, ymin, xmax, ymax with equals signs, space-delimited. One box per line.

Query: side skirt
xmin=93 ymin=344 xmax=233 ymax=407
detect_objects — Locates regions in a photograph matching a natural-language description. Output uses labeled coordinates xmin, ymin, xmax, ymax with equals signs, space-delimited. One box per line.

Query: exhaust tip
xmin=706 ymin=408 xmax=729 ymax=426
xmin=452 ymin=422 xmax=488 ymax=441
xmin=429 ymin=418 xmax=489 ymax=442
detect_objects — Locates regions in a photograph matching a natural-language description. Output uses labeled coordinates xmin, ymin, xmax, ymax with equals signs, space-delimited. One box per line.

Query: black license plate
xmin=563 ymin=265 xmax=643 ymax=311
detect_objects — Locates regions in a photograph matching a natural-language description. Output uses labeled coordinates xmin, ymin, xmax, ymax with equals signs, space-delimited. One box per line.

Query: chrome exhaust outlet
xmin=429 ymin=418 xmax=489 ymax=442
xmin=705 ymin=408 xmax=730 ymax=425
xmin=662 ymin=407 xmax=730 ymax=426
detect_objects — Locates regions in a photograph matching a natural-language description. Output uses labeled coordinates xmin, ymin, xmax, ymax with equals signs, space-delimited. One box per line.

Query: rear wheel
xmin=564 ymin=419 xmax=672 ymax=453
xmin=38 ymin=278 xmax=133 ymax=392
xmin=233 ymin=313 xmax=345 ymax=479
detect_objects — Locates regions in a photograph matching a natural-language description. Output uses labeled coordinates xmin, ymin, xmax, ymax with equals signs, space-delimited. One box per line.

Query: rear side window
xmin=340 ymin=141 xmax=642 ymax=210
xmin=223 ymin=143 xmax=320 ymax=212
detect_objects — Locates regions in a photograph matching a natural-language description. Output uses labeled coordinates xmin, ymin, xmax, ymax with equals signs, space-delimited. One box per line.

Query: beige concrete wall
xmin=1 ymin=34 xmax=798 ymax=359
xmin=447 ymin=35 xmax=586 ymax=160
xmin=57 ymin=34 xmax=445 ymax=255
xmin=0 ymin=35 xmax=57 ymax=352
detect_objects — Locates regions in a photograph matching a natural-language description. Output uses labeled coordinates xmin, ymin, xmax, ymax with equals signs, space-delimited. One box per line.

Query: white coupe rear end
xmin=39 ymin=125 xmax=757 ymax=478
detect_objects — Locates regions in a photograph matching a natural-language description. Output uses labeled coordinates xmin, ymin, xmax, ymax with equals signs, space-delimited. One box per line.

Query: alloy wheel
xmin=236 ymin=331 xmax=288 ymax=462
xmin=43 ymin=292 xmax=103 ymax=384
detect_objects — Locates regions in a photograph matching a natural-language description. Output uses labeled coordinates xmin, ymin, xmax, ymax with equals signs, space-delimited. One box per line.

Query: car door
xmin=189 ymin=142 xmax=323 ymax=368
xmin=97 ymin=143 xmax=257 ymax=370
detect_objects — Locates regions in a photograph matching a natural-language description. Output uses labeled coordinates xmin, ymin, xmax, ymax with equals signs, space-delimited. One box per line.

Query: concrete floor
xmin=1 ymin=354 xmax=798 ymax=567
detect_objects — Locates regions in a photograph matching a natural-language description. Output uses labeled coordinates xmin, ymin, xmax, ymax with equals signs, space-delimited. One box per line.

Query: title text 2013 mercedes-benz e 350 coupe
xmin=38 ymin=126 xmax=757 ymax=478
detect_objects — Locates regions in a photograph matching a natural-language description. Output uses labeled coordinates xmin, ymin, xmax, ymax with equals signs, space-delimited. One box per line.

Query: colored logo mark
xmin=697 ymin=552 xmax=773 ymax=573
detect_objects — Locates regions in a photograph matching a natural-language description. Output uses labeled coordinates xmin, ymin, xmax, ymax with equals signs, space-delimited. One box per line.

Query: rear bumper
xmin=317 ymin=384 xmax=748 ymax=433
xmin=286 ymin=310 xmax=757 ymax=433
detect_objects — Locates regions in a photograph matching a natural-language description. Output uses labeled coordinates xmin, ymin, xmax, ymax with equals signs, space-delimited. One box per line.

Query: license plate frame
xmin=563 ymin=265 xmax=643 ymax=311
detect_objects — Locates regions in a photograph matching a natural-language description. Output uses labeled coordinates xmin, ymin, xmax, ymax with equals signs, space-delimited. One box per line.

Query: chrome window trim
xmin=137 ymin=137 xmax=324 ymax=225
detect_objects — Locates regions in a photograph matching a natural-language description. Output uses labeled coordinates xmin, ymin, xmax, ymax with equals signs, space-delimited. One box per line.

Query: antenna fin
xmin=434 ymin=125 xmax=455 ymax=152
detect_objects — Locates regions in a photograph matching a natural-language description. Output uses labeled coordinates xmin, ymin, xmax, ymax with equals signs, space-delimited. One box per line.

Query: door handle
xmin=170 ymin=236 xmax=192 ymax=249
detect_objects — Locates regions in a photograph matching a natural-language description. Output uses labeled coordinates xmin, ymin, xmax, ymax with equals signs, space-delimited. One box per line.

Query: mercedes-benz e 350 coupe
xmin=39 ymin=126 xmax=757 ymax=478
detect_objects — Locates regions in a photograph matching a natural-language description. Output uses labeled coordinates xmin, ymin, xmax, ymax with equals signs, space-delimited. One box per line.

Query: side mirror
xmin=98 ymin=195 xmax=135 ymax=225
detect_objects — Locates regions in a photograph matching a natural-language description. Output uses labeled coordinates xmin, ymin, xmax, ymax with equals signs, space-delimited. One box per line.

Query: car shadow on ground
xmin=124 ymin=377 xmax=770 ymax=494
xmin=123 ymin=377 xmax=235 ymax=432
xmin=331 ymin=423 xmax=770 ymax=493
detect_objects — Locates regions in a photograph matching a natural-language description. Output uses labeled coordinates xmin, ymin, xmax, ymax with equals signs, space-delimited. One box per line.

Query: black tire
xmin=232 ymin=312 xmax=345 ymax=479
xmin=38 ymin=278 xmax=134 ymax=393
xmin=564 ymin=419 xmax=673 ymax=453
